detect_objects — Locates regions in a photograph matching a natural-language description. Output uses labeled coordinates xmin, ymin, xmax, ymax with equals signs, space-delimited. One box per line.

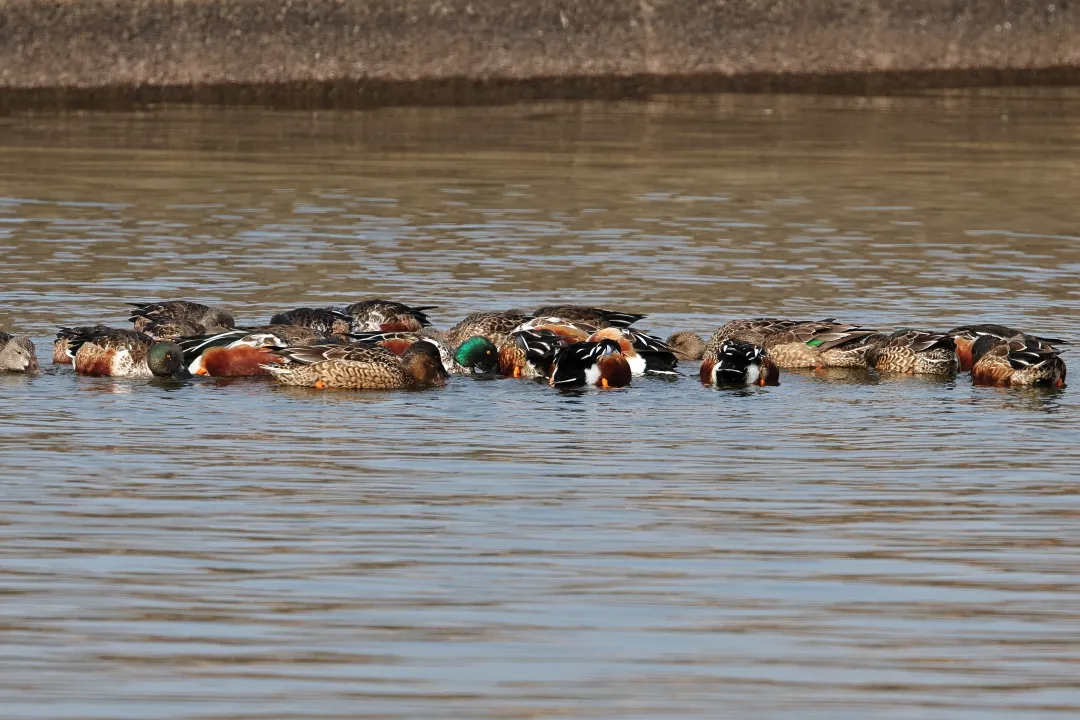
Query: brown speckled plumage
xmin=666 ymin=331 xmax=706 ymax=361
xmin=866 ymin=330 xmax=959 ymax=375
xmin=342 ymin=300 xmax=436 ymax=332
xmin=442 ymin=310 xmax=531 ymax=348
xmin=532 ymin=305 xmax=645 ymax=329
xmin=265 ymin=341 xmax=447 ymax=389
xmin=269 ymin=307 xmax=353 ymax=336
xmin=971 ymin=335 xmax=1066 ymax=387
xmin=704 ymin=319 xmax=877 ymax=369
xmin=129 ymin=300 xmax=234 ymax=334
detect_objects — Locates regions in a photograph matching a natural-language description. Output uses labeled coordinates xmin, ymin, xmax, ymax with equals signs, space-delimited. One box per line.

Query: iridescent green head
xmin=455 ymin=336 xmax=499 ymax=374
xmin=147 ymin=341 xmax=188 ymax=378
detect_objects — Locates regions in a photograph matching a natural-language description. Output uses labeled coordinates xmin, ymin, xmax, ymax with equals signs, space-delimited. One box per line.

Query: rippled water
xmin=1 ymin=91 xmax=1079 ymax=719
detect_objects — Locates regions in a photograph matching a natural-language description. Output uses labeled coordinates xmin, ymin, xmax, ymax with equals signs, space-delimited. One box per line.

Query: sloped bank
xmin=1 ymin=0 xmax=1079 ymax=110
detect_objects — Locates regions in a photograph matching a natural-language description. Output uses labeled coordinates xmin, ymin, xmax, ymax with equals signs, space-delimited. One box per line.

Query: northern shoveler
xmin=549 ymin=339 xmax=632 ymax=388
xmin=866 ymin=329 xmax=959 ymax=375
xmin=264 ymin=340 xmax=447 ymax=389
xmin=179 ymin=325 xmax=326 ymax=377
xmin=53 ymin=324 xmax=109 ymax=364
xmin=499 ymin=328 xmax=572 ymax=379
xmin=970 ymin=334 xmax=1067 ymax=388
xmin=0 ymin=330 xmax=39 ymax=373
xmin=585 ymin=327 xmax=678 ymax=375
xmin=58 ymin=327 xmax=188 ymax=378
xmin=949 ymin=324 xmax=1068 ymax=372
xmin=699 ymin=339 xmax=779 ymax=387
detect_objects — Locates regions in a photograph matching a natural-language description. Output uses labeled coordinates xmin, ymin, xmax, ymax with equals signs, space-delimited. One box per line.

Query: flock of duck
xmin=0 ymin=299 xmax=1069 ymax=390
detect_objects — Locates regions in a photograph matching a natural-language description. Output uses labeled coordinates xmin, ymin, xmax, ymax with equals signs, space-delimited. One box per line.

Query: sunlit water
xmin=1 ymin=91 xmax=1079 ymax=719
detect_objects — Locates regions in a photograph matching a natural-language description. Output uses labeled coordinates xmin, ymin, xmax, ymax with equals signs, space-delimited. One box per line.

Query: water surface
xmin=1 ymin=91 xmax=1079 ymax=719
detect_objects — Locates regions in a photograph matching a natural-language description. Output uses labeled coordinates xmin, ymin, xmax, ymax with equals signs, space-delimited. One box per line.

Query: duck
xmin=704 ymin=319 xmax=878 ymax=369
xmin=128 ymin=300 xmax=235 ymax=335
xmin=339 ymin=300 xmax=436 ymax=332
xmin=705 ymin=317 xmax=809 ymax=347
xmin=549 ymin=339 xmax=633 ymax=388
xmin=666 ymin=331 xmax=707 ymax=361
xmin=179 ymin=325 xmax=327 ymax=377
xmin=699 ymin=339 xmax=779 ymax=387
xmin=499 ymin=328 xmax=572 ymax=379
xmin=53 ymin=324 xmax=109 ymax=364
xmin=949 ymin=324 xmax=1068 ymax=372
xmin=585 ymin=327 xmax=678 ymax=375
xmin=58 ymin=327 xmax=188 ymax=378
xmin=532 ymin=305 xmax=645 ymax=329
xmin=764 ymin=322 xmax=881 ymax=369
xmin=269 ymin=307 xmax=354 ymax=336
xmin=865 ymin=329 xmax=959 ymax=375
xmin=970 ymin=334 xmax=1067 ymax=388
xmin=264 ymin=340 xmax=448 ymax=390
xmin=439 ymin=310 xmax=532 ymax=349
xmin=346 ymin=330 xmax=498 ymax=375
xmin=0 ymin=330 xmax=39 ymax=373
xmin=135 ymin=315 xmax=217 ymax=340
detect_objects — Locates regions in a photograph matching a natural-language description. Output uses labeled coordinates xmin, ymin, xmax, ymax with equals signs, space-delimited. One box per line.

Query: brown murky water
xmin=1 ymin=91 xmax=1079 ymax=719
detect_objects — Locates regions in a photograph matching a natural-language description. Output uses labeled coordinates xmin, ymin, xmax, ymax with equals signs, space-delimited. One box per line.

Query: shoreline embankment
xmin=2 ymin=0 xmax=1079 ymax=111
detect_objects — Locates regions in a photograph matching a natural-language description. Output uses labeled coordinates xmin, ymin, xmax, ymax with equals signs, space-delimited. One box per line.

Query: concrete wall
xmin=1 ymin=0 xmax=1079 ymax=109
